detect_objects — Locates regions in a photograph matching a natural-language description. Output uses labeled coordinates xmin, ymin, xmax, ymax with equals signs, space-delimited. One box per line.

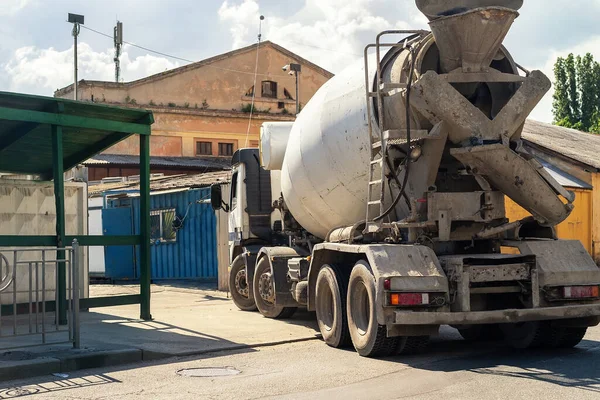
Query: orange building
xmin=54 ymin=41 xmax=333 ymax=180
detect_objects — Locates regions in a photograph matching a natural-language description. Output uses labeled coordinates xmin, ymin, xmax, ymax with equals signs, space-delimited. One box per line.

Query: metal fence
xmin=0 ymin=241 xmax=80 ymax=350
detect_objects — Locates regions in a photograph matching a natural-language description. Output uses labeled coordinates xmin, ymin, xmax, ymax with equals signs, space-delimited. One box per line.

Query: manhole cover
xmin=176 ymin=367 xmax=241 ymax=377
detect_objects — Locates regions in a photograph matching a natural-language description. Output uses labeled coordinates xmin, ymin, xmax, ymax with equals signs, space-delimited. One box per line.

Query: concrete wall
xmin=0 ymin=180 xmax=89 ymax=303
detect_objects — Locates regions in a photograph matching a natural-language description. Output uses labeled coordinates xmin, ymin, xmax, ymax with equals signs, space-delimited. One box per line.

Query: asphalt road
xmin=2 ymin=325 xmax=599 ymax=400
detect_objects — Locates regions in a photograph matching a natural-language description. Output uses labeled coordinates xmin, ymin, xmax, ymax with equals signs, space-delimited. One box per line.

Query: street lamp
xmin=282 ymin=63 xmax=302 ymax=114
xmin=68 ymin=13 xmax=84 ymax=101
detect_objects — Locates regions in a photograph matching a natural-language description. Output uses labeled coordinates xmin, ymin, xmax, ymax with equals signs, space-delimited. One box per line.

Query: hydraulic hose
xmin=374 ymin=44 xmax=416 ymax=222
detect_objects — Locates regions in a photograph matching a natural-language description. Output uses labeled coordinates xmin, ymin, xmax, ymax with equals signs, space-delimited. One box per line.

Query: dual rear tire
xmin=315 ymin=260 xmax=428 ymax=357
xmin=500 ymin=321 xmax=587 ymax=349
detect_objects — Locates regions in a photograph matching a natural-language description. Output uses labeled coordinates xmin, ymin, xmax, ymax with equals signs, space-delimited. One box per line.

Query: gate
xmin=0 ymin=241 xmax=80 ymax=350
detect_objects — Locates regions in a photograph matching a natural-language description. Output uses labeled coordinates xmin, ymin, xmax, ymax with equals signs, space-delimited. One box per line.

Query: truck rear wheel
xmin=558 ymin=327 xmax=587 ymax=348
xmin=397 ymin=336 xmax=430 ymax=355
xmin=458 ymin=324 xmax=503 ymax=342
xmin=229 ymin=255 xmax=257 ymax=312
xmin=347 ymin=260 xmax=398 ymax=357
xmin=315 ymin=264 xmax=351 ymax=348
xmin=253 ymin=257 xmax=297 ymax=319
xmin=501 ymin=321 xmax=546 ymax=349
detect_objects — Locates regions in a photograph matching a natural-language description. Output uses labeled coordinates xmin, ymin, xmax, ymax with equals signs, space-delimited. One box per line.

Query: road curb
xmin=144 ymin=334 xmax=323 ymax=361
xmin=59 ymin=349 xmax=143 ymax=372
xmin=0 ymin=336 xmax=321 ymax=382
xmin=0 ymin=358 xmax=61 ymax=382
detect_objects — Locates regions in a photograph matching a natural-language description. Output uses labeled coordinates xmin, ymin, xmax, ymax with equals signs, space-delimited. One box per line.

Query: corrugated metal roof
xmin=538 ymin=159 xmax=592 ymax=189
xmin=89 ymin=171 xmax=230 ymax=197
xmin=83 ymin=153 xmax=231 ymax=169
xmin=522 ymin=120 xmax=600 ymax=170
xmin=0 ymin=91 xmax=153 ymax=175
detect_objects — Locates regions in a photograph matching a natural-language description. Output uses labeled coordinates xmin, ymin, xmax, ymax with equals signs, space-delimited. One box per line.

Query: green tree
xmin=552 ymin=53 xmax=600 ymax=133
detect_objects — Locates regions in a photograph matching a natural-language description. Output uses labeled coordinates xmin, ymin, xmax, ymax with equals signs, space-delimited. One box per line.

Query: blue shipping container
xmin=103 ymin=187 xmax=218 ymax=280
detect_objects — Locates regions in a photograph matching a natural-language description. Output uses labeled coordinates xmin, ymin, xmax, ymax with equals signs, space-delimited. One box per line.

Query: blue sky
xmin=2 ymin=0 xmax=600 ymax=123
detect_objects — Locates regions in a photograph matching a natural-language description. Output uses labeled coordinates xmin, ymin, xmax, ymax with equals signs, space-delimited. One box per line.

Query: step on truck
xmin=211 ymin=0 xmax=600 ymax=357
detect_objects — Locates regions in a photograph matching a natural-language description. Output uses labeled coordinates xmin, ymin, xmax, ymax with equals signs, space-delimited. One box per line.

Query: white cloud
xmin=218 ymin=0 xmax=423 ymax=73
xmin=2 ymin=43 xmax=179 ymax=95
xmin=0 ymin=0 xmax=32 ymax=16
xmin=218 ymin=0 xmax=261 ymax=49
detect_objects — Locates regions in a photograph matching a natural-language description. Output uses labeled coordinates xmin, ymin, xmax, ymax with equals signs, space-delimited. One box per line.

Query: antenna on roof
xmin=244 ymin=15 xmax=265 ymax=148
xmin=114 ymin=21 xmax=123 ymax=83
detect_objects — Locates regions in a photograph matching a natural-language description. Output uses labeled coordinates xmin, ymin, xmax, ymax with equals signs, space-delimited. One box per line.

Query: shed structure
xmin=506 ymin=120 xmax=600 ymax=264
xmin=0 ymin=91 xmax=155 ymax=321
xmin=88 ymin=172 xmax=230 ymax=282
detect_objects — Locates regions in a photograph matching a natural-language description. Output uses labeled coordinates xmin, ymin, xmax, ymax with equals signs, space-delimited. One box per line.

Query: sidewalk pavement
xmin=0 ymin=283 xmax=320 ymax=381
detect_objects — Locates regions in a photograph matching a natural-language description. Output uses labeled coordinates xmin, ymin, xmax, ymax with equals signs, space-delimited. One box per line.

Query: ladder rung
xmin=369 ymin=180 xmax=383 ymax=185
xmin=380 ymin=82 xmax=407 ymax=90
xmin=383 ymin=129 xmax=431 ymax=141
xmin=370 ymin=159 xmax=382 ymax=165
xmin=372 ymin=141 xmax=382 ymax=149
xmin=367 ymin=201 xmax=381 ymax=206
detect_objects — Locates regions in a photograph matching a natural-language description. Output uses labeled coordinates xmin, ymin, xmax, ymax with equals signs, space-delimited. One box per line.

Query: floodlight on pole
xmin=283 ymin=63 xmax=302 ymax=114
xmin=68 ymin=13 xmax=84 ymax=101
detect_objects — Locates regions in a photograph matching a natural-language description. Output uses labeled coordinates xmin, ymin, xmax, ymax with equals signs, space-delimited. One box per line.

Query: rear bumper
xmin=394 ymin=304 xmax=600 ymax=326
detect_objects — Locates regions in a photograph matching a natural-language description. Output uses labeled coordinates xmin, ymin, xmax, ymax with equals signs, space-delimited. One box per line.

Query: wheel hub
xmin=258 ymin=272 xmax=275 ymax=304
xmin=234 ymin=269 xmax=249 ymax=298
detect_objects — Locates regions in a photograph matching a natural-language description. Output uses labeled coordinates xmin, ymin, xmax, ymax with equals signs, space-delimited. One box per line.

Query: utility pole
xmin=68 ymin=13 xmax=84 ymax=101
xmin=114 ymin=21 xmax=123 ymax=83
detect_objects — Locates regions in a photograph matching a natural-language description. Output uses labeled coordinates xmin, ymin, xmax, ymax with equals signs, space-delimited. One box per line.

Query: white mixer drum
xmin=280 ymin=58 xmax=374 ymax=239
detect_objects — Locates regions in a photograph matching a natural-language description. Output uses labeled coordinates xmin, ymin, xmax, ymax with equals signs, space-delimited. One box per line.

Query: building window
xmin=277 ymin=101 xmax=285 ymax=109
xmin=150 ymin=208 xmax=177 ymax=243
xmin=261 ymin=81 xmax=277 ymax=98
xmin=196 ymin=141 xmax=212 ymax=156
xmin=218 ymin=142 xmax=234 ymax=156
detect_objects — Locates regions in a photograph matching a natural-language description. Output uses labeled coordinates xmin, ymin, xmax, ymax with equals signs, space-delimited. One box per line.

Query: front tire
xmin=229 ymin=255 xmax=257 ymax=311
xmin=315 ymin=264 xmax=351 ymax=348
xmin=253 ymin=257 xmax=297 ymax=319
xmin=347 ymin=260 xmax=398 ymax=357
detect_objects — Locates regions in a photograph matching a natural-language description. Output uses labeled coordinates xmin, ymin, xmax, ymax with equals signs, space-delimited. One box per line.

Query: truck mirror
xmin=210 ymin=184 xmax=223 ymax=211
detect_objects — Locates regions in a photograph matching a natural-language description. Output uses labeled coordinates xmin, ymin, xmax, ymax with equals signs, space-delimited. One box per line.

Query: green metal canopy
xmin=0 ymin=91 xmax=153 ymax=175
xmin=0 ymin=90 xmax=154 ymax=321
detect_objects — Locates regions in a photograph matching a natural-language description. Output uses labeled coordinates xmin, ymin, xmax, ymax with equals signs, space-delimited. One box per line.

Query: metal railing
xmin=0 ymin=240 xmax=80 ymax=349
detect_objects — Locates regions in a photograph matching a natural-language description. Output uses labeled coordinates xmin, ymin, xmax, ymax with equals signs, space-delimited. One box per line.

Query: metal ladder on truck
xmin=363 ymin=30 xmax=428 ymax=235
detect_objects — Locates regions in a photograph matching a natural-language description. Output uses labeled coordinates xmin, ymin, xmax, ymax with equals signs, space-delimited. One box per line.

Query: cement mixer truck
xmin=211 ymin=0 xmax=600 ymax=357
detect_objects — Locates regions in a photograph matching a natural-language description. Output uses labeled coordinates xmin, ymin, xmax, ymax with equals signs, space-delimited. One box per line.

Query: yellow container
xmin=504 ymin=189 xmax=593 ymax=255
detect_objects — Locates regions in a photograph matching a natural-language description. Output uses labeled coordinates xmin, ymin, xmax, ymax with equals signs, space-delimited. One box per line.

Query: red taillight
xmin=383 ymin=278 xmax=391 ymax=290
xmin=563 ymin=286 xmax=600 ymax=299
xmin=390 ymin=293 xmax=429 ymax=306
